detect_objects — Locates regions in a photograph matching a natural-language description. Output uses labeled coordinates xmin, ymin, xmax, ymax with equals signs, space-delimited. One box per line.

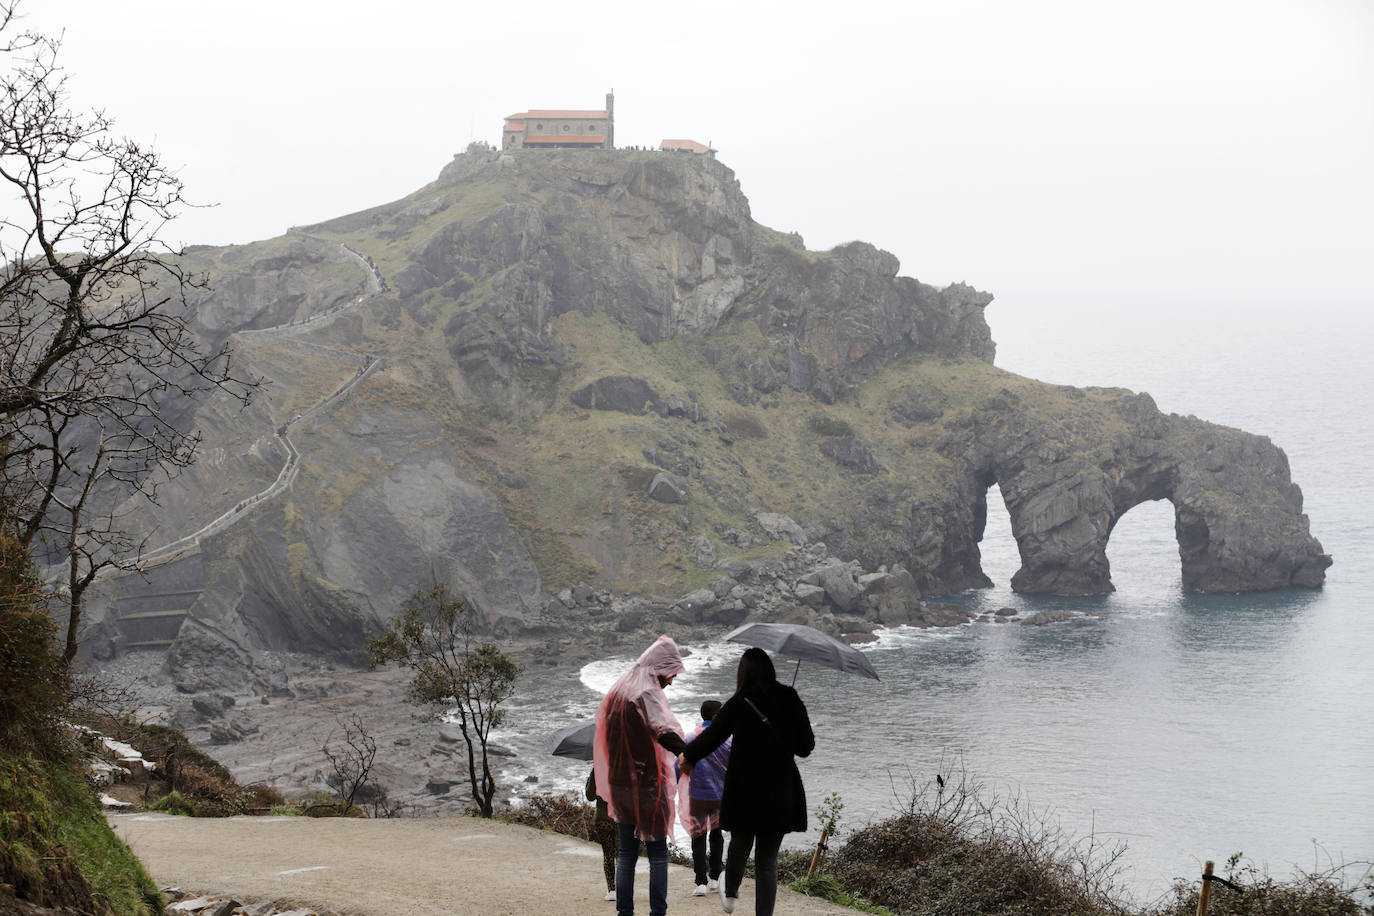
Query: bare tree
xmin=0 ymin=3 xmax=256 ymax=659
xmin=322 ymin=714 xmax=380 ymax=816
xmin=368 ymin=584 xmax=521 ymax=818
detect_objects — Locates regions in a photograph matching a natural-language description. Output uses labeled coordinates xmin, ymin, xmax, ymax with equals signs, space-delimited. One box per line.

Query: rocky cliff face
xmin=81 ymin=147 xmax=1328 ymax=678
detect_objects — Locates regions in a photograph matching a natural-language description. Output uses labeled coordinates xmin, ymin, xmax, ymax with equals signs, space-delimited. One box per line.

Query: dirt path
xmin=111 ymin=813 xmax=859 ymax=916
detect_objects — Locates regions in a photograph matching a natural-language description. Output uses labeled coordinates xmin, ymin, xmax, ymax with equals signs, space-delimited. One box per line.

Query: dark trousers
xmin=723 ymin=829 xmax=785 ymax=916
xmin=616 ymin=820 xmax=668 ymax=916
xmin=690 ymin=827 xmax=724 ymax=885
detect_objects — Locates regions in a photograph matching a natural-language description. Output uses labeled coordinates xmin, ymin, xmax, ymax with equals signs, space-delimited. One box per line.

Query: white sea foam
xmin=868 ymin=623 xmax=971 ymax=651
xmin=575 ymin=640 xmax=747 ymax=737
xmin=577 ymin=639 xmax=745 ymax=701
xmin=578 ymin=655 xmax=630 ymax=695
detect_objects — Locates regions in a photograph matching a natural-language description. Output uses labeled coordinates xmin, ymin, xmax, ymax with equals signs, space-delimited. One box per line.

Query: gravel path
xmin=111 ymin=813 xmax=859 ymax=916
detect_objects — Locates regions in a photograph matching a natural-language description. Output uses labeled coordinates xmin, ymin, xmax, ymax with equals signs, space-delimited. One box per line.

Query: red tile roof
xmin=522 ymin=135 xmax=608 ymax=145
xmin=504 ymin=121 xmax=526 ymax=131
xmin=511 ymin=109 xmax=609 ymax=120
xmin=660 ymin=139 xmax=713 ymax=154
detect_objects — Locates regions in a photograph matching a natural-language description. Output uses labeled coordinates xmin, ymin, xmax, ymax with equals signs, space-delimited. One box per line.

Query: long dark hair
xmin=735 ymin=647 xmax=777 ymax=695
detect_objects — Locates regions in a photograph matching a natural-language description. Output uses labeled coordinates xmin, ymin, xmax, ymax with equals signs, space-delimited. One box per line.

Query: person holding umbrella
xmin=593 ymin=635 xmax=687 ymax=916
xmin=545 ymin=721 xmax=618 ymax=900
xmin=678 ymin=647 xmax=815 ymax=916
xmin=585 ymin=765 xmax=618 ymax=900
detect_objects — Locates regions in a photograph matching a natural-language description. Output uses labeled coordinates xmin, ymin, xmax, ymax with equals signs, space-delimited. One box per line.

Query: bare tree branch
xmin=0 ymin=7 xmax=259 ymax=659
xmin=323 ymin=714 xmax=380 ymax=815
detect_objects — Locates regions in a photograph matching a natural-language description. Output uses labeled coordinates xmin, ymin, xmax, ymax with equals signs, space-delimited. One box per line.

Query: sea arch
xmin=961 ymin=390 xmax=1330 ymax=596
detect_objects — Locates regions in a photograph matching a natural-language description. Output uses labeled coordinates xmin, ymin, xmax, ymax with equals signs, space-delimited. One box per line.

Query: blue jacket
xmin=687 ymin=721 xmax=731 ymax=802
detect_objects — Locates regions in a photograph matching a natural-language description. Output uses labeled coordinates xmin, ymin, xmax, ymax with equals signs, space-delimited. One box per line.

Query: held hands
xmin=677 ymin=753 xmax=693 ymax=775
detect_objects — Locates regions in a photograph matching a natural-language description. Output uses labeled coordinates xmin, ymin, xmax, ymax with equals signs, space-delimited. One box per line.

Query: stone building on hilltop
xmin=503 ymin=92 xmax=614 ymax=150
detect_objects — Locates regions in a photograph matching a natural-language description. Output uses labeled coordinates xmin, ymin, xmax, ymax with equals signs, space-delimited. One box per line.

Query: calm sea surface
xmin=495 ymin=304 xmax=1374 ymax=904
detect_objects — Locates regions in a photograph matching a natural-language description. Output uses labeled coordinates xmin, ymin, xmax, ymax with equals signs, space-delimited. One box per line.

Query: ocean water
xmin=493 ymin=303 xmax=1374 ymax=905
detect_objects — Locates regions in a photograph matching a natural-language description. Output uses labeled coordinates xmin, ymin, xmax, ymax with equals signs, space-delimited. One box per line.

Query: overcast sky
xmin=17 ymin=0 xmax=1374 ymax=324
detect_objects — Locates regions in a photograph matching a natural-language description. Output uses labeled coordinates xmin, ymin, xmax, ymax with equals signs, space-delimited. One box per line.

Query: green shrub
xmin=148 ymin=791 xmax=195 ymax=817
xmin=724 ymin=413 xmax=768 ymax=439
xmin=826 ymin=768 xmax=1132 ymax=916
xmin=299 ymin=789 xmax=364 ymax=817
xmin=77 ymin=716 xmax=284 ymax=818
xmin=498 ymin=791 xmax=594 ymax=841
xmin=0 ymin=533 xmax=65 ymax=753
xmin=1144 ymin=853 xmax=1373 ymax=916
xmin=789 ymin=872 xmax=895 ymax=915
xmin=805 ymin=770 xmax=1374 ymax=916
xmin=116 ymin=723 xmax=235 ymax=783
xmin=807 ymin=414 xmax=853 ymax=437
xmin=617 ymin=464 xmax=661 ymax=492
xmin=777 ymin=848 xmax=812 ymax=883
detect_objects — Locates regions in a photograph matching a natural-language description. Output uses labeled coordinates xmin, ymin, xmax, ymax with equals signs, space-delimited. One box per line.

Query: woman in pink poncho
xmin=594 ymin=635 xmax=687 ymax=916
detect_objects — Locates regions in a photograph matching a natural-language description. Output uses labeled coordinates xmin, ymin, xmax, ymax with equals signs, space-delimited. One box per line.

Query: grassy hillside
xmin=174 ymin=189 xmax=1145 ymax=602
xmin=0 ymin=753 xmax=162 ymax=915
xmin=0 ymin=532 xmax=161 ymax=915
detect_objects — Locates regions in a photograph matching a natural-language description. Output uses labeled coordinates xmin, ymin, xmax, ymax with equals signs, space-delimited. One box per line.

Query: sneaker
xmin=604 ymin=890 xmax=616 ymax=901
xmin=708 ymin=879 xmax=719 ymax=891
xmin=719 ymin=881 xmax=735 ymax=914
xmin=693 ymin=885 xmax=709 ymax=896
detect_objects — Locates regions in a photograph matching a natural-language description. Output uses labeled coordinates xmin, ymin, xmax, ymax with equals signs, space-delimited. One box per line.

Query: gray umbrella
xmin=725 ymin=622 xmax=880 ymax=684
xmin=546 ymin=719 xmax=598 ymax=760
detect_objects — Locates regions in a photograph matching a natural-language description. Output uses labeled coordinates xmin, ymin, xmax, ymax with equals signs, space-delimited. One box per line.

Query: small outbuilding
xmin=659 ymin=139 xmax=715 ymax=157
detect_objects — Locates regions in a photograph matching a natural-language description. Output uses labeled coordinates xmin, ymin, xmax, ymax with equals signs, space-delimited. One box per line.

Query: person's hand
xmin=677 ymin=753 xmax=692 ymax=775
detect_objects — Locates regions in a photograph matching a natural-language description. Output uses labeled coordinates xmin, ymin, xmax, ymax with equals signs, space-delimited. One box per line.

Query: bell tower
xmin=606 ymin=90 xmax=615 ymax=149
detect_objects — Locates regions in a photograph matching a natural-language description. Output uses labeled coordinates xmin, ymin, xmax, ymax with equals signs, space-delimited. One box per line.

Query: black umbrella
xmin=725 ymin=622 xmax=881 ymax=684
xmin=546 ymin=719 xmax=598 ymax=760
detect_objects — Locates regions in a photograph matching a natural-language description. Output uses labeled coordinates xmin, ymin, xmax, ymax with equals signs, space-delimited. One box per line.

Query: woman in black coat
xmin=679 ymin=647 xmax=815 ymax=916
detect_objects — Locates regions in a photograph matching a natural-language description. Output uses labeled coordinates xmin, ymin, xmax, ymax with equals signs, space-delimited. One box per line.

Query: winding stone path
xmin=124 ymin=241 xmax=386 ymax=573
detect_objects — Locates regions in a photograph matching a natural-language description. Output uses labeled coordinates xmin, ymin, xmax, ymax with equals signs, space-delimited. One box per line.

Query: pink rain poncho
xmin=677 ymin=724 xmax=730 ymax=837
xmin=593 ymin=635 xmax=686 ymax=841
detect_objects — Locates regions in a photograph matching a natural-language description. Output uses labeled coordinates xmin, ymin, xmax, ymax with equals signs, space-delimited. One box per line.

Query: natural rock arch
xmin=944 ymin=388 xmax=1330 ymax=596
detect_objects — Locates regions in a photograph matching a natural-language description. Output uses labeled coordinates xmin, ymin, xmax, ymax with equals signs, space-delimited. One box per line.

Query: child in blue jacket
xmin=678 ymin=699 xmax=731 ymax=895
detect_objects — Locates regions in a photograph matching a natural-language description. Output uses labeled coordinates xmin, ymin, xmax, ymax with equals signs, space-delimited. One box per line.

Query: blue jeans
xmin=616 ymin=820 xmax=668 ymax=916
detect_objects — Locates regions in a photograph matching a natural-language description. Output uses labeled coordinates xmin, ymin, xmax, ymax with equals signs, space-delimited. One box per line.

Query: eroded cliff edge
xmin=85 ymin=147 xmax=1328 ymax=670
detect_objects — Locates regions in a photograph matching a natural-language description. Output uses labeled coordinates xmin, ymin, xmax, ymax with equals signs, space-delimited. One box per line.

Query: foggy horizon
xmin=17 ymin=0 xmax=1374 ymax=319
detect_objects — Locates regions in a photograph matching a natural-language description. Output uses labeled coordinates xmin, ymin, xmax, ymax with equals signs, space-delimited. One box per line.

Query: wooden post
xmin=806 ymin=825 xmax=831 ymax=879
xmin=1196 ymin=860 xmax=1214 ymax=916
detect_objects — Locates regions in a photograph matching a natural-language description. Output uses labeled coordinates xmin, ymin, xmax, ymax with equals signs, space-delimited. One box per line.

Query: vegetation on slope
xmin=799 ymin=771 xmax=1372 ymax=916
xmin=213 ymin=223 xmax=1155 ymax=602
xmin=502 ymin=774 xmax=1372 ymax=916
xmin=0 ymin=532 xmax=162 ymax=915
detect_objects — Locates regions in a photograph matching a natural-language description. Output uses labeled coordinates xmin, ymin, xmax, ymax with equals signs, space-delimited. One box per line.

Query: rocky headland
xmin=70 ymin=146 xmax=1329 ymax=801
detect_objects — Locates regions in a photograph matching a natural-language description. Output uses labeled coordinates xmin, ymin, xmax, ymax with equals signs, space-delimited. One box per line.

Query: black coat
xmin=682 ymin=682 xmax=815 ymax=834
